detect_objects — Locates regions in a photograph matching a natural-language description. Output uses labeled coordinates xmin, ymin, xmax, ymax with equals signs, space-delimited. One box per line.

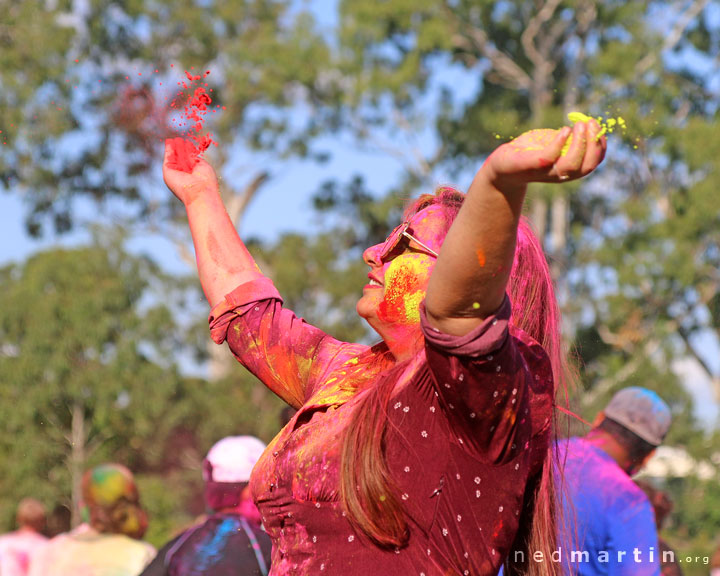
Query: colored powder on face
xmin=476 ymin=248 xmax=486 ymax=267
xmin=378 ymin=255 xmax=431 ymax=325
xmin=403 ymin=291 xmax=424 ymax=324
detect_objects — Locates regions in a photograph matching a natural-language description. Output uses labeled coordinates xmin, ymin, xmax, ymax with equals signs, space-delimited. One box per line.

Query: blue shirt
xmin=557 ymin=437 xmax=660 ymax=576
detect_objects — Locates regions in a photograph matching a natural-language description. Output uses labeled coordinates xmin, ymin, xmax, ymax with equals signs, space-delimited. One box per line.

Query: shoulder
xmin=564 ymin=440 xmax=652 ymax=510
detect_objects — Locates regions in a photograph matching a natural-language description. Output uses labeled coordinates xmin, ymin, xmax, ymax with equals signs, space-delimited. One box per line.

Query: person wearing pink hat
xmin=140 ymin=435 xmax=272 ymax=576
xmin=0 ymin=498 xmax=48 ymax=576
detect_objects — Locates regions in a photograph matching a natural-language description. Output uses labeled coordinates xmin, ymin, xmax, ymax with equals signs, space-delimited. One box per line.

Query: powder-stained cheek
xmin=378 ymin=255 xmax=432 ymax=325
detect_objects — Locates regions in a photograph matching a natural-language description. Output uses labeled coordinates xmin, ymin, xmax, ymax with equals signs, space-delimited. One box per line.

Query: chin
xmin=356 ymin=298 xmax=382 ymax=334
xmin=356 ymin=294 xmax=374 ymax=320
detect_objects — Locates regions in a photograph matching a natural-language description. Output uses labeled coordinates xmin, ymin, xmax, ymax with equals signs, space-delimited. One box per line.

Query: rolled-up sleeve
xmin=420 ymin=296 xmax=553 ymax=465
xmin=209 ymin=277 xmax=343 ymax=408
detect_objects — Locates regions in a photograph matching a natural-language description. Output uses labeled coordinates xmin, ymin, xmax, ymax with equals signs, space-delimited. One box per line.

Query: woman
xmin=163 ymin=120 xmax=605 ymax=576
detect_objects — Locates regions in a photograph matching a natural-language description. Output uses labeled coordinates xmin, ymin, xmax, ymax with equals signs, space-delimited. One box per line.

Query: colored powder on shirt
xmin=194 ymin=518 xmax=236 ymax=571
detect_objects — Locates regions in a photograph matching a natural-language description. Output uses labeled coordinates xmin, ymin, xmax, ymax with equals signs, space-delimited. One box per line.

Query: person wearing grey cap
xmin=557 ymin=386 xmax=672 ymax=576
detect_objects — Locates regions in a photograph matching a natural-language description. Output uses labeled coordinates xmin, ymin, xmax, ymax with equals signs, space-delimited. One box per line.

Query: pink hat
xmin=203 ymin=436 xmax=267 ymax=484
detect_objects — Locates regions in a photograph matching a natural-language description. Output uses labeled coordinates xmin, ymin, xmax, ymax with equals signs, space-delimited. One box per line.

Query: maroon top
xmin=209 ymin=278 xmax=553 ymax=576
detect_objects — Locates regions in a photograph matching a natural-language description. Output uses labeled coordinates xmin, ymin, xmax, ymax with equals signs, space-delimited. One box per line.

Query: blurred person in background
xmin=635 ymin=479 xmax=683 ymax=576
xmin=711 ymin=543 xmax=720 ymax=576
xmin=558 ymin=387 xmax=672 ymax=576
xmin=140 ymin=435 xmax=272 ymax=576
xmin=28 ymin=463 xmax=155 ymax=576
xmin=0 ymin=498 xmax=48 ymax=576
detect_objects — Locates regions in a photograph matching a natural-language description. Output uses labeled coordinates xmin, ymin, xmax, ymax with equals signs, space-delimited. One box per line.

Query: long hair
xmin=340 ymin=188 xmax=568 ymax=570
xmin=503 ymin=219 xmax=569 ymax=576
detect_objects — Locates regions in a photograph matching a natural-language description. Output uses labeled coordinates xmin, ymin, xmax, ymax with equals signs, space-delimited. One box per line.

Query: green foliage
xmin=0 ymin=240 xmax=286 ymax=536
xmin=2 ymin=0 xmax=337 ymax=236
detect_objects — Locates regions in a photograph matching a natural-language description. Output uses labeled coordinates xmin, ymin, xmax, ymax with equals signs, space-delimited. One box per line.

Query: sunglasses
xmin=378 ymin=221 xmax=440 ymax=263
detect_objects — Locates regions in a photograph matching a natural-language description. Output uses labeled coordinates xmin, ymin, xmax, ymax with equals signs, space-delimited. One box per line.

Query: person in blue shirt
xmin=557 ymin=387 xmax=672 ymax=576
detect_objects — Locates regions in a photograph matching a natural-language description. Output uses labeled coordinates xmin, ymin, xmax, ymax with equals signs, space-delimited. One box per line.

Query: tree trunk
xmin=70 ymin=401 xmax=86 ymax=528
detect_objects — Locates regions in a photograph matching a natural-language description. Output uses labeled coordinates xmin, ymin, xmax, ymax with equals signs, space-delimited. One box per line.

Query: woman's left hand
xmin=483 ymin=120 xmax=607 ymax=193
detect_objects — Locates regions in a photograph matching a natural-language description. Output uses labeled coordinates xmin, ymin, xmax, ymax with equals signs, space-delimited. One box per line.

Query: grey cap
xmin=604 ymin=387 xmax=672 ymax=446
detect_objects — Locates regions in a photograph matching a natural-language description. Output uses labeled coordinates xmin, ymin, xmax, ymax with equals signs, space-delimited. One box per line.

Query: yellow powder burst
xmin=561 ymin=111 xmax=627 ymax=156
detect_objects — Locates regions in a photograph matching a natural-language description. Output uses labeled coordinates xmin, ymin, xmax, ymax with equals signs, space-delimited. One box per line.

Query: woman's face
xmin=357 ymin=204 xmax=449 ymax=353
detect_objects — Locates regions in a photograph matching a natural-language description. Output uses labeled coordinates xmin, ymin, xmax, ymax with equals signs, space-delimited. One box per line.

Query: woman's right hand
xmin=163 ymin=138 xmax=219 ymax=206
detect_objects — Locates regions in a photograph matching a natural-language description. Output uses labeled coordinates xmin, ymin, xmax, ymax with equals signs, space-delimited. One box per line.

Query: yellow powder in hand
xmin=561 ymin=111 xmax=627 ymax=156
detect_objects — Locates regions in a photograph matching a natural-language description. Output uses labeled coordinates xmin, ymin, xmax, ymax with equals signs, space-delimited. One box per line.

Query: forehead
xmin=406 ymin=204 xmax=451 ymax=238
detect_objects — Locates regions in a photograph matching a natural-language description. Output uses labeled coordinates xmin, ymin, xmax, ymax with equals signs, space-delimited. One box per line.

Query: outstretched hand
xmin=163 ymin=137 xmax=219 ymax=206
xmin=484 ymin=120 xmax=606 ymax=193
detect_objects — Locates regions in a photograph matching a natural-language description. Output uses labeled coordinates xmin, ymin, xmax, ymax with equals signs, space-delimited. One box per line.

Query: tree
xmin=0 ymin=238 xmax=285 ymax=532
xmin=329 ymin=0 xmax=720 ymax=418
xmin=1 ymin=0 xmax=338 ymax=237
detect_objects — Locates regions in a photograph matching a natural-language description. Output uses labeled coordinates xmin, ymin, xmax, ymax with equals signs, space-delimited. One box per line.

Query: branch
xmin=584 ymin=337 xmax=663 ymax=406
xmin=444 ymin=6 xmax=532 ymax=91
xmin=603 ymin=0 xmax=710 ymax=97
xmin=677 ymin=325 xmax=718 ymax=378
xmin=520 ymin=0 xmax=564 ymax=71
xmin=636 ymin=0 xmax=711 ymax=77
xmin=348 ymin=113 xmax=434 ymax=181
xmin=223 ymin=171 xmax=270 ymax=229
xmin=563 ymin=0 xmax=597 ymax=111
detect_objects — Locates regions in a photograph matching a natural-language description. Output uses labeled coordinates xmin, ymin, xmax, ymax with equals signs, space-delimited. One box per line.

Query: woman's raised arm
xmin=424 ymin=120 xmax=606 ymax=336
xmin=163 ymin=138 xmax=264 ymax=307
